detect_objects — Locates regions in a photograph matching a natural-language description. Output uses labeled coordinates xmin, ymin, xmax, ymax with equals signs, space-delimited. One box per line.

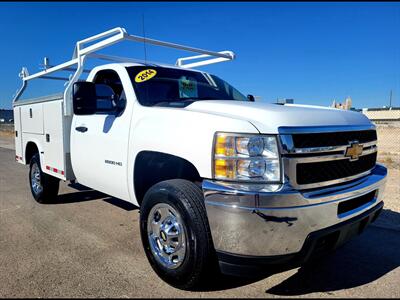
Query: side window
xmin=95 ymin=84 xmax=116 ymax=111
xmin=93 ymin=70 xmax=126 ymax=114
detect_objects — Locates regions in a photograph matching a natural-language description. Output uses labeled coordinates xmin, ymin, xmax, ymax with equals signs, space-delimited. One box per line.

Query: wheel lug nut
xmin=160 ymin=230 xmax=167 ymax=241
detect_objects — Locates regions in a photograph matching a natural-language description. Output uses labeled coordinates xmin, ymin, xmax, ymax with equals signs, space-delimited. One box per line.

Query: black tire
xmin=139 ymin=179 xmax=218 ymax=290
xmin=29 ymin=153 xmax=60 ymax=203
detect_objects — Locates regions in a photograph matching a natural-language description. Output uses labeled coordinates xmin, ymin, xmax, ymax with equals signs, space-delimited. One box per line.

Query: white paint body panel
xmin=21 ymin=103 xmax=44 ymax=134
xmin=70 ymin=65 xmax=134 ymax=200
xmin=42 ymin=100 xmax=67 ymax=180
xmin=126 ymin=106 xmax=258 ymax=204
xmin=21 ymin=132 xmax=45 ymax=165
xmin=186 ymin=101 xmax=372 ymax=134
xmin=13 ymin=107 xmax=23 ymax=159
xmin=14 ymin=99 xmax=70 ymax=180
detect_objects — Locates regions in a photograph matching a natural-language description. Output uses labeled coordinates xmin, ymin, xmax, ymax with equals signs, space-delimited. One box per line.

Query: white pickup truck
xmin=13 ymin=28 xmax=387 ymax=289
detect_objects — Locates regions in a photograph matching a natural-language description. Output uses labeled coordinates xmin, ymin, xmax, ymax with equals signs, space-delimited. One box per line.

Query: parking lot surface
xmin=0 ymin=139 xmax=399 ymax=298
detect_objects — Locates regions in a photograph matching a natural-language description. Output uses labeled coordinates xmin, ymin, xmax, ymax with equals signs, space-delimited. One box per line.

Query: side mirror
xmin=247 ymin=94 xmax=255 ymax=102
xmin=73 ymin=82 xmax=97 ymax=115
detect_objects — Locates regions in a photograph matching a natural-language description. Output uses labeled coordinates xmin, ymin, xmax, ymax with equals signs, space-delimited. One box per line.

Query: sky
xmin=0 ymin=2 xmax=399 ymax=109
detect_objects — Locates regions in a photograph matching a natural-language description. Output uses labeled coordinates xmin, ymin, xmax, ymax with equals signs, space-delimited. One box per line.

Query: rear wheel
xmin=139 ymin=179 xmax=218 ymax=290
xmin=29 ymin=153 xmax=59 ymax=203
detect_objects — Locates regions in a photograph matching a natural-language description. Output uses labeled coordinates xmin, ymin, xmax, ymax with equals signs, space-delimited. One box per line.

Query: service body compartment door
xmin=13 ymin=106 xmax=23 ymax=162
xmin=42 ymin=100 xmax=66 ymax=180
xmin=21 ymin=103 xmax=44 ymax=134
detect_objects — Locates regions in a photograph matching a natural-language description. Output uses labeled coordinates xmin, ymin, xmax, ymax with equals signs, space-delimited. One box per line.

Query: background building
xmin=331 ymin=96 xmax=352 ymax=110
xmin=361 ymin=107 xmax=400 ymax=122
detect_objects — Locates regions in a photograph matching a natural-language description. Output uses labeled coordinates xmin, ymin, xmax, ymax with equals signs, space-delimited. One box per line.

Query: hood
xmin=185 ymin=100 xmax=372 ymax=134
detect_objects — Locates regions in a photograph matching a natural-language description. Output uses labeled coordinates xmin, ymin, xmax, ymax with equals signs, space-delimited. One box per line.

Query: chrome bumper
xmin=202 ymin=164 xmax=387 ymax=257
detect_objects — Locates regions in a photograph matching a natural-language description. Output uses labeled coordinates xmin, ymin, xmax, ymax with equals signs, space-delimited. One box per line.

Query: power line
xmin=142 ymin=14 xmax=147 ymax=65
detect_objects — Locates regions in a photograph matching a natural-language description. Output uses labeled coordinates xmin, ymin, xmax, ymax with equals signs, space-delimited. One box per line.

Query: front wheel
xmin=139 ymin=179 xmax=218 ymax=290
xmin=29 ymin=153 xmax=60 ymax=203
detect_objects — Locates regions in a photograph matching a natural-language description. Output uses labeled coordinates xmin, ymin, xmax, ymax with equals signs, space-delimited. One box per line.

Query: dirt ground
xmin=0 ymin=130 xmax=13 ymax=136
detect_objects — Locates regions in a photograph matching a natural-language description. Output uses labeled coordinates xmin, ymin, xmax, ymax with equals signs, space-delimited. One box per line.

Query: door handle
xmin=75 ymin=126 xmax=88 ymax=133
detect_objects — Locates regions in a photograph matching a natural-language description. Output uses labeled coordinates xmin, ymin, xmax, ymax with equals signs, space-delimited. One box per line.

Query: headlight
xmin=213 ymin=132 xmax=281 ymax=182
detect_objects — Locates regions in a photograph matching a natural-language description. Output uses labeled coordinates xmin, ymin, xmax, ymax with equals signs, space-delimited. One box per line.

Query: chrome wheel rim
xmin=30 ymin=163 xmax=42 ymax=195
xmin=147 ymin=203 xmax=187 ymax=269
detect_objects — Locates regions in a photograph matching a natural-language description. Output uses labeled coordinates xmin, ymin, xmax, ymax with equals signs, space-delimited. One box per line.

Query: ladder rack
xmin=13 ymin=27 xmax=236 ymax=116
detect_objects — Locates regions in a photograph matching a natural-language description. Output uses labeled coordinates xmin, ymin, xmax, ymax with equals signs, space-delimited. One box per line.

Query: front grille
xmin=296 ymin=152 xmax=377 ymax=185
xmin=292 ymin=130 xmax=377 ymax=148
xmin=337 ymin=190 xmax=376 ymax=215
xmin=281 ymin=127 xmax=378 ymax=189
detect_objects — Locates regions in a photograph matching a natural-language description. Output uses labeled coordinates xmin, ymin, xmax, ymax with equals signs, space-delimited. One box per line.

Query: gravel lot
xmin=0 ymin=135 xmax=399 ymax=298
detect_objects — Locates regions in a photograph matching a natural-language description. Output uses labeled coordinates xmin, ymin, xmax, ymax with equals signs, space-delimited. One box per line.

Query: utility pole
xmin=389 ymin=90 xmax=393 ymax=108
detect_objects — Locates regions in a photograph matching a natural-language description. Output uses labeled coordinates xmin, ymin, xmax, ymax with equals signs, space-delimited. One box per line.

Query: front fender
xmin=127 ymin=107 xmax=259 ymax=205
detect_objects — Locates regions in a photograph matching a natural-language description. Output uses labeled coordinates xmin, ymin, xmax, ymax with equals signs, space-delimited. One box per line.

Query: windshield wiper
xmin=153 ymin=97 xmax=215 ymax=107
xmin=178 ymin=96 xmax=215 ymax=101
xmin=153 ymin=100 xmax=191 ymax=107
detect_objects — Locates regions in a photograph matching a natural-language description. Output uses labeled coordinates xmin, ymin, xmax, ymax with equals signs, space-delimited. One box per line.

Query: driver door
xmin=70 ymin=69 xmax=131 ymax=200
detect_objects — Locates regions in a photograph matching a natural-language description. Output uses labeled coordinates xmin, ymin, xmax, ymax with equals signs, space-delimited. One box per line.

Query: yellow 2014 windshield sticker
xmin=135 ymin=69 xmax=157 ymax=83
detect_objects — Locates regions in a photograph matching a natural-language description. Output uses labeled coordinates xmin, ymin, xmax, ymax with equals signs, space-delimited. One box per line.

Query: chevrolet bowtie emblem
xmin=345 ymin=141 xmax=363 ymax=160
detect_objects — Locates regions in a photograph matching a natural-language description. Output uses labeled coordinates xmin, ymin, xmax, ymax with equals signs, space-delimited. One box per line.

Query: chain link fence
xmin=374 ymin=121 xmax=400 ymax=170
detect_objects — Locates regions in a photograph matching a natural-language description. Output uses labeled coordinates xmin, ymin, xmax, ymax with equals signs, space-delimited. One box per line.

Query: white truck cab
xmin=13 ymin=27 xmax=387 ymax=289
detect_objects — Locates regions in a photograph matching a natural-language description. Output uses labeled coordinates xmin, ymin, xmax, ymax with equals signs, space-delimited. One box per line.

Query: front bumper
xmin=202 ymin=164 xmax=387 ymax=258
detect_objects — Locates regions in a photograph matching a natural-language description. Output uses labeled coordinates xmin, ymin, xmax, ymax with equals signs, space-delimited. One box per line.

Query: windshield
xmin=126 ymin=66 xmax=248 ymax=107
